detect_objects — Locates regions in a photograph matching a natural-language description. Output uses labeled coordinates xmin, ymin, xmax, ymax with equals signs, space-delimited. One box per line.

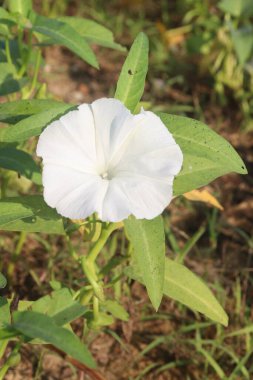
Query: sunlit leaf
xmin=30 ymin=288 xmax=86 ymax=326
xmin=126 ymin=258 xmax=228 ymax=326
xmin=58 ymin=17 xmax=125 ymax=51
xmin=183 ymin=189 xmax=223 ymax=210
xmin=0 ymin=104 xmax=74 ymax=142
xmin=115 ymin=32 xmax=149 ymax=112
xmin=29 ymin=12 xmax=98 ymax=68
xmin=158 ymin=113 xmax=247 ymax=195
xmin=0 ymin=99 xmax=72 ymax=124
xmin=124 ymin=216 xmax=165 ymax=311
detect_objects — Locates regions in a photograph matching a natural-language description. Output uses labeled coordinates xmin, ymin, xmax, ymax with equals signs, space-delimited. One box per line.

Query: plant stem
xmin=25 ymin=49 xmax=41 ymax=99
xmin=93 ymin=296 xmax=99 ymax=321
xmin=86 ymin=222 xmax=122 ymax=263
xmin=80 ymin=222 xmax=122 ymax=304
xmin=5 ymin=38 xmax=12 ymax=66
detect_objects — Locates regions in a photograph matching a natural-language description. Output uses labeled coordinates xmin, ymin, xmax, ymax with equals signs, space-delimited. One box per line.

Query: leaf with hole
xmin=115 ymin=32 xmax=149 ymax=112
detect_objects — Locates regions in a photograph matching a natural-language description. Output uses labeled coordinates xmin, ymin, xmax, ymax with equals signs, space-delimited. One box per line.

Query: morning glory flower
xmin=37 ymin=98 xmax=183 ymax=222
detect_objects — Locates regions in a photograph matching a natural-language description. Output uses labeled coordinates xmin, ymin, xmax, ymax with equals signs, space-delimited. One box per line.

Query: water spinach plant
xmin=0 ymin=1 xmax=247 ymax=377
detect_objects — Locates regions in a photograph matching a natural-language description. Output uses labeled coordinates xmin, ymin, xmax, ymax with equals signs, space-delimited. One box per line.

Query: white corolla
xmin=37 ymin=98 xmax=183 ymax=222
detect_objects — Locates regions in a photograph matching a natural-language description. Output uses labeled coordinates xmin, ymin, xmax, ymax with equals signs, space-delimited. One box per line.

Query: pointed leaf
xmin=0 ymin=99 xmax=72 ymax=124
xmin=12 ymin=311 xmax=95 ymax=368
xmin=30 ymin=288 xmax=86 ymax=326
xmin=163 ymin=259 xmax=228 ymax=326
xmin=58 ymin=17 xmax=125 ymax=51
xmin=30 ymin=12 xmax=98 ymax=68
xmin=231 ymin=26 xmax=253 ymax=65
xmin=158 ymin=113 xmax=247 ymax=195
xmin=115 ymin=32 xmax=149 ymax=112
xmin=0 ymin=104 xmax=74 ymax=142
xmin=0 ymin=195 xmax=64 ymax=234
xmin=0 ymin=144 xmax=41 ymax=184
xmin=124 ymin=216 xmax=165 ymax=310
xmin=125 ymin=258 xmax=228 ymax=326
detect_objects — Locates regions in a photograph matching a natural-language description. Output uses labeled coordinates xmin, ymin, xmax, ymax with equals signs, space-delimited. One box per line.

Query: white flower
xmin=37 ymin=98 xmax=183 ymax=222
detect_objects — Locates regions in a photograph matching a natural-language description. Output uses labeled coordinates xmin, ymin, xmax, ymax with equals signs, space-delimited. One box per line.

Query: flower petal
xmin=91 ymin=98 xmax=131 ymax=170
xmin=42 ymin=164 xmax=107 ymax=219
xmin=37 ymin=104 xmax=97 ymax=174
xmin=112 ymin=110 xmax=183 ymax=179
xmin=99 ymin=178 xmax=132 ymax=222
xmin=105 ymin=175 xmax=174 ymax=220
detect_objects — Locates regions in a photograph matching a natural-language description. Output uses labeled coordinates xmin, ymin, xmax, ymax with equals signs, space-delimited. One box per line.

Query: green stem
xmin=17 ymin=30 xmax=32 ymax=79
xmin=5 ymin=38 xmax=12 ymax=66
xmin=86 ymin=222 xmax=121 ymax=263
xmin=0 ymin=340 xmax=8 ymax=361
xmin=15 ymin=231 xmax=27 ymax=256
xmin=0 ymin=175 xmax=9 ymax=199
xmin=80 ymin=222 xmax=122 ymax=303
xmin=93 ymin=296 xmax=99 ymax=321
xmin=25 ymin=49 xmax=41 ymax=99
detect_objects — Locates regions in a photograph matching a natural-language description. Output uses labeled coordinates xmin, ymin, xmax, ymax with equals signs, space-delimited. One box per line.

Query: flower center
xmin=101 ymin=171 xmax=109 ymax=180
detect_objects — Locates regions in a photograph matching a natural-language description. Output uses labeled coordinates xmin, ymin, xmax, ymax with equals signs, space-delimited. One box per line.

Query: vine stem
xmin=80 ymin=222 xmax=122 ymax=308
xmin=86 ymin=222 xmax=122 ymax=263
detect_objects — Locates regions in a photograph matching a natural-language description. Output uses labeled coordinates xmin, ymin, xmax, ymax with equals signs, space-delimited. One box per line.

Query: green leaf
xmin=30 ymin=288 xmax=86 ymax=326
xmin=0 ymin=195 xmax=64 ymax=234
xmin=0 ymin=144 xmax=41 ymax=184
xmin=231 ymin=26 xmax=253 ymax=65
xmin=12 ymin=311 xmax=95 ymax=368
xmin=0 ymin=8 xmax=16 ymax=34
xmin=30 ymin=12 xmax=98 ymax=68
xmin=58 ymin=17 xmax=125 ymax=51
xmin=218 ymin=0 xmax=253 ymax=17
xmin=163 ymin=259 xmax=228 ymax=326
xmin=0 ymin=273 xmax=7 ymax=289
xmin=124 ymin=216 xmax=165 ymax=311
xmin=103 ymin=300 xmax=129 ymax=321
xmin=0 ymin=99 xmax=72 ymax=124
xmin=0 ymin=63 xmax=28 ymax=96
xmin=158 ymin=113 xmax=247 ymax=195
xmin=115 ymin=32 xmax=149 ymax=112
xmin=7 ymin=0 xmax=32 ymax=17
xmin=125 ymin=258 xmax=228 ymax=326
xmin=0 ymin=297 xmax=11 ymax=327
xmin=0 ymin=104 xmax=74 ymax=142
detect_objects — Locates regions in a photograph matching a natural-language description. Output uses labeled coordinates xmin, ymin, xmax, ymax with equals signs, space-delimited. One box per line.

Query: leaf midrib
xmin=165 ymin=269 xmax=227 ymax=324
